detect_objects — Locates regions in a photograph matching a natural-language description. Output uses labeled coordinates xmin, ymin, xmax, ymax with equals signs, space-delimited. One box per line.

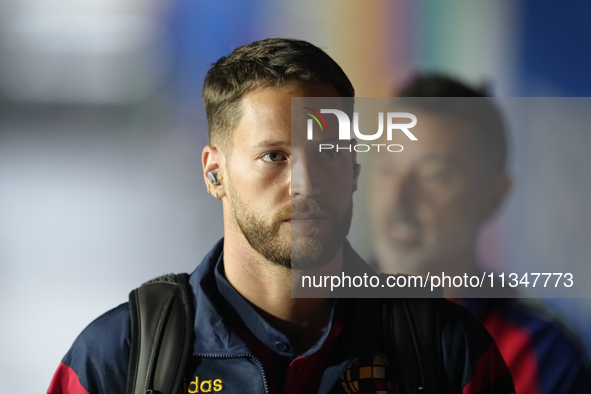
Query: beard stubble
xmin=228 ymin=182 xmax=352 ymax=269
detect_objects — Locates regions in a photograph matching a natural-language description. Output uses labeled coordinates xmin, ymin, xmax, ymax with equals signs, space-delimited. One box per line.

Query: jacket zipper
xmin=194 ymin=353 xmax=269 ymax=394
xmin=324 ymin=358 xmax=359 ymax=394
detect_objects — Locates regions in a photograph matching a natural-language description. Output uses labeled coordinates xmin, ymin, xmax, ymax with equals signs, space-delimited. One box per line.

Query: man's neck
xmin=377 ymin=250 xmax=482 ymax=299
xmin=439 ymin=255 xmax=481 ymax=299
xmin=222 ymin=231 xmax=342 ymax=354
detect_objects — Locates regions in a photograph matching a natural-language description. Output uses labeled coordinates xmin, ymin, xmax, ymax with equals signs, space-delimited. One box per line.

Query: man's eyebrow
xmin=317 ymin=137 xmax=340 ymax=144
xmin=418 ymin=155 xmax=460 ymax=167
xmin=254 ymin=140 xmax=291 ymax=148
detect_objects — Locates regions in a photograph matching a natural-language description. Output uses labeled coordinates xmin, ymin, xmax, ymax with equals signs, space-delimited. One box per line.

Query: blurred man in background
xmin=369 ymin=74 xmax=591 ymax=394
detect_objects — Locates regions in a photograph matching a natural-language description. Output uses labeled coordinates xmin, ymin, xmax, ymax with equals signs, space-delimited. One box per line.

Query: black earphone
xmin=207 ymin=169 xmax=220 ymax=185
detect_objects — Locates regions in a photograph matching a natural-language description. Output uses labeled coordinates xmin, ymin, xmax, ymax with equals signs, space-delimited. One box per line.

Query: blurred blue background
xmin=1 ymin=1 xmax=590 ymax=391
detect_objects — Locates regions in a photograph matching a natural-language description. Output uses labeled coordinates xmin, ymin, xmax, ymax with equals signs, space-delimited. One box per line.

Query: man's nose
xmin=382 ymin=171 xmax=416 ymax=208
xmin=290 ymin=156 xmax=321 ymax=197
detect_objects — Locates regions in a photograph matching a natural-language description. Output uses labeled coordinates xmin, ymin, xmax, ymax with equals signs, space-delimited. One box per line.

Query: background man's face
xmin=224 ymin=82 xmax=356 ymax=269
xmin=369 ymin=111 xmax=493 ymax=275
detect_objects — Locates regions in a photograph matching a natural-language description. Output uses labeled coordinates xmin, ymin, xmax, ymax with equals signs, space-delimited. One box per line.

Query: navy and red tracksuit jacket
xmin=48 ymin=240 xmax=515 ymax=394
xmin=458 ymin=297 xmax=591 ymax=394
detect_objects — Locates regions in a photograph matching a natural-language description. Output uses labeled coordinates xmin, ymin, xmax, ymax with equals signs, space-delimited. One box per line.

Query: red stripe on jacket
xmin=462 ymin=341 xmax=511 ymax=394
xmin=481 ymin=308 xmax=540 ymax=394
xmin=47 ymin=362 xmax=91 ymax=394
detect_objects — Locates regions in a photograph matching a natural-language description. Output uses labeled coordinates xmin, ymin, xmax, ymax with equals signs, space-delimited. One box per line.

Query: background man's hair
xmin=203 ymin=38 xmax=355 ymax=148
xmin=397 ymin=74 xmax=508 ymax=176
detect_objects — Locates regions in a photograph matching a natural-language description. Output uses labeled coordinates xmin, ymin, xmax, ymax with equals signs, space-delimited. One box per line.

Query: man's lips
xmin=385 ymin=222 xmax=420 ymax=244
xmin=290 ymin=213 xmax=327 ymax=220
xmin=284 ymin=213 xmax=328 ymax=225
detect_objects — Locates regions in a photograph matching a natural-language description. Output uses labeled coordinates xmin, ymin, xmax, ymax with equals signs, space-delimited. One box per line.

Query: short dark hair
xmin=397 ymin=74 xmax=508 ymax=176
xmin=202 ymin=38 xmax=354 ymax=148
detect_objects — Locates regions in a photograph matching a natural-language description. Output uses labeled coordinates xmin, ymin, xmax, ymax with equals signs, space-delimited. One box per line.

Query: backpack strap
xmin=382 ymin=287 xmax=447 ymax=393
xmin=126 ymin=273 xmax=195 ymax=394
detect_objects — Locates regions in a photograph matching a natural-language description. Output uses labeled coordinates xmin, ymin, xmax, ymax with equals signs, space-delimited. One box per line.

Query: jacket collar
xmin=188 ymin=239 xmax=371 ymax=356
xmin=189 ymin=239 xmax=252 ymax=355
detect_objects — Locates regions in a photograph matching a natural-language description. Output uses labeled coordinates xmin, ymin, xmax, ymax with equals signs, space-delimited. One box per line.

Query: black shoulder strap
xmin=126 ymin=273 xmax=195 ymax=394
xmin=383 ymin=297 xmax=447 ymax=394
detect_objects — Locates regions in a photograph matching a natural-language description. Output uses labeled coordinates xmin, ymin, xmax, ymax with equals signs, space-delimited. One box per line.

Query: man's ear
xmin=482 ymin=173 xmax=511 ymax=222
xmin=351 ymin=138 xmax=359 ymax=192
xmin=202 ymin=145 xmax=227 ymax=200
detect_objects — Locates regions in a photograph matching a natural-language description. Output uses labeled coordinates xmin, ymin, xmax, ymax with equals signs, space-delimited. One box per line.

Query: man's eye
xmin=418 ymin=170 xmax=452 ymax=185
xmin=318 ymin=149 xmax=338 ymax=159
xmin=261 ymin=152 xmax=287 ymax=162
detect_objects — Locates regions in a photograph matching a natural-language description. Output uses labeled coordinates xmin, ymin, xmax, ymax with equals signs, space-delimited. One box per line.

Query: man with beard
xmin=48 ymin=39 xmax=515 ymax=394
xmin=369 ymin=74 xmax=591 ymax=394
